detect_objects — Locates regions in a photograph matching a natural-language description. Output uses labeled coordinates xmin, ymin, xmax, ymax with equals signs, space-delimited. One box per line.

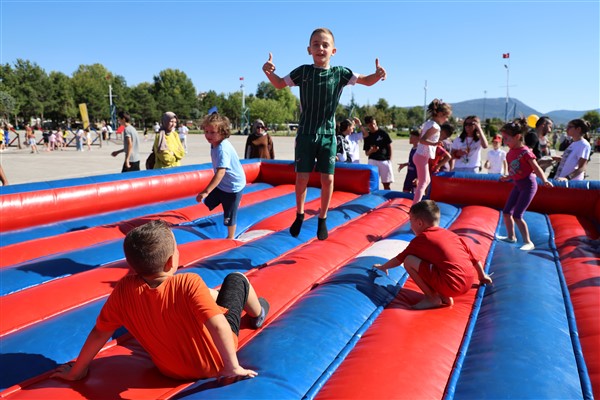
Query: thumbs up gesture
xmin=263 ymin=53 xmax=276 ymax=76
xmin=375 ymin=58 xmax=386 ymax=81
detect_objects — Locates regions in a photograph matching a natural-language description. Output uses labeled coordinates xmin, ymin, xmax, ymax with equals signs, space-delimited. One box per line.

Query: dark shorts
xmin=204 ymin=187 xmax=242 ymax=226
xmin=122 ymin=161 xmax=141 ymax=173
xmin=216 ymin=273 xmax=249 ymax=336
xmin=295 ymin=134 xmax=336 ymax=174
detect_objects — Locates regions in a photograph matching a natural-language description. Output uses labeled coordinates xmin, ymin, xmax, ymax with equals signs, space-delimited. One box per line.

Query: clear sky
xmin=2 ymin=0 xmax=599 ymax=114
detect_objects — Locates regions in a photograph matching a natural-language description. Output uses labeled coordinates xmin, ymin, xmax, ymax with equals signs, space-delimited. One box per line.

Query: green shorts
xmin=295 ymin=134 xmax=337 ymax=174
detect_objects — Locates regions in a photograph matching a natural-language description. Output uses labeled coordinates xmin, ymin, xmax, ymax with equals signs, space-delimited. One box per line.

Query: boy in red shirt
xmin=52 ymin=220 xmax=269 ymax=381
xmin=374 ymin=200 xmax=492 ymax=310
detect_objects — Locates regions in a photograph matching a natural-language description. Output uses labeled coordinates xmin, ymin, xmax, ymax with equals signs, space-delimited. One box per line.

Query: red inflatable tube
xmin=317 ymin=205 xmax=499 ymax=400
xmin=550 ymin=214 xmax=600 ymax=399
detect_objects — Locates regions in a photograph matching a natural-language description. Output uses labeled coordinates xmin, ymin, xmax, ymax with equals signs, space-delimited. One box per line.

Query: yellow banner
xmin=79 ymin=103 xmax=90 ymax=129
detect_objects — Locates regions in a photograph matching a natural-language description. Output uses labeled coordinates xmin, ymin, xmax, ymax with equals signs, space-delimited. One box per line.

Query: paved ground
xmin=1 ymin=131 xmax=598 ymax=189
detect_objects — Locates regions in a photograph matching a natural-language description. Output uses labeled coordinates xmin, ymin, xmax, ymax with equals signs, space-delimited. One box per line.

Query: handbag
xmin=145 ymin=151 xmax=155 ymax=170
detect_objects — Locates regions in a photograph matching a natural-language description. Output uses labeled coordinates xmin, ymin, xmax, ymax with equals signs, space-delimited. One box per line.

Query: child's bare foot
xmin=412 ymin=295 xmax=444 ymax=310
xmin=440 ymin=295 xmax=454 ymax=307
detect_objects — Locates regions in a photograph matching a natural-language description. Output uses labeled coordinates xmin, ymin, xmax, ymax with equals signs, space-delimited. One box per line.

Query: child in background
xmin=27 ymin=124 xmax=39 ymax=154
xmin=553 ymin=118 xmax=591 ymax=181
xmin=413 ymin=99 xmax=452 ymax=204
xmin=498 ymin=118 xmax=553 ymax=251
xmin=263 ymin=27 xmax=386 ymax=240
xmin=51 ymin=220 xmax=268 ymax=382
xmin=439 ymin=123 xmax=455 ymax=171
xmin=196 ymin=113 xmax=247 ymax=240
xmin=398 ymin=130 xmax=419 ymax=193
xmin=347 ymin=117 xmax=366 ymax=164
xmin=374 ymin=200 xmax=492 ymax=310
xmin=429 ymin=142 xmax=452 ymax=174
xmin=484 ymin=135 xmax=507 ymax=174
xmin=336 ymin=119 xmax=353 ymax=162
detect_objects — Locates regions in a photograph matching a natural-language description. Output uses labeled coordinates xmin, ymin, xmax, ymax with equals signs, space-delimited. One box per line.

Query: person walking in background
xmin=26 ymin=124 xmax=39 ymax=154
xmin=553 ymin=118 xmax=591 ymax=181
xmin=527 ymin=116 xmax=554 ymax=171
xmin=262 ymin=27 xmax=386 ymax=240
xmin=153 ymin=112 xmax=185 ymax=169
xmin=178 ymin=121 xmax=189 ymax=154
xmin=364 ymin=116 xmax=394 ymax=190
xmin=498 ymin=118 xmax=553 ymax=251
xmin=111 ymin=111 xmax=141 ymax=172
xmin=451 ymin=115 xmax=489 ymax=173
xmin=484 ymin=135 xmax=507 ymax=174
xmin=245 ymin=119 xmax=274 ymax=159
xmin=412 ymin=99 xmax=451 ymax=204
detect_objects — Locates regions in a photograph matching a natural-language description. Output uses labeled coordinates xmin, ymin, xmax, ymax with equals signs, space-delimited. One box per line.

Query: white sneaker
xmin=497 ymin=236 xmax=517 ymax=243
xmin=520 ymin=242 xmax=535 ymax=251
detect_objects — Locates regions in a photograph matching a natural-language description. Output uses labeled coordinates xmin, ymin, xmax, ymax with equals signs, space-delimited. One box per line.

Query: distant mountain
xmin=447 ymin=97 xmax=597 ymax=125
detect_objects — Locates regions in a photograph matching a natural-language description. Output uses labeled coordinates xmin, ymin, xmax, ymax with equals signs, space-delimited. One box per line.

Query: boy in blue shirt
xmin=263 ymin=27 xmax=386 ymax=240
xmin=196 ymin=113 xmax=247 ymax=239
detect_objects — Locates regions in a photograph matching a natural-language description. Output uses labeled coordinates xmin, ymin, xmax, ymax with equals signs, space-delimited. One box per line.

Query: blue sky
xmin=2 ymin=0 xmax=598 ymax=113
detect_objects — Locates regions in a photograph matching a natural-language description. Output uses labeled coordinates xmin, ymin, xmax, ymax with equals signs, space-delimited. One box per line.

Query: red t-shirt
xmin=506 ymin=146 xmax=535 ymax=181
xmin=96 ymin=273 xmax=235 ymax=380
xmin=395 ymin=226 xmax=477 ymax=297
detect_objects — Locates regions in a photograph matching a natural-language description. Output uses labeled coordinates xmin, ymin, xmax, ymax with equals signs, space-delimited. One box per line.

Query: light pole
xmin=504 ymin=64 xmax=510 ymax=122
xmin=483 ymin=90 xmax=487 ymax=121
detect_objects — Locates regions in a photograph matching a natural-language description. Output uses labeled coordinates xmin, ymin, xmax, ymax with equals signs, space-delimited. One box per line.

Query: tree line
xmin=0 ymin=59 xmax=433 ymax=132
xmin=2 ymin=59 xmax=597 ymax=134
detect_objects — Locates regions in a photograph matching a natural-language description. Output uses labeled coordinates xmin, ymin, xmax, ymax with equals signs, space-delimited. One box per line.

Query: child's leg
xmin=403 ymin=255 xmax=451 ymax=309
xmin=226 ymin=225 xmax=236 ymax=240
xmin=514 ymin=218 xmax=532 ymax=247
xmin=502 ymin=213 xmax=516 ymax=241
xmin=512 ymin=175 xmax=537 ymax=249
xmin=290 ymin=172 xmax=310 ymax=237
xmin=217 ymin=273 xmax=269 ymax=333
xmin=319 ymin=173 xmax=333 ymax=219
xmin=412 ymin=153 xmax=430 ymax=204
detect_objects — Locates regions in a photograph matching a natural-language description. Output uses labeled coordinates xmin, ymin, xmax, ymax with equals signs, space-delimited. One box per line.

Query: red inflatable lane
xmin=1 ymin=185 xmax=295 ymax=268
xmin=550 ymin=214 xmax=600 ymax=399
xmin=3 ymin=197 xmax=412 ymax=400
xmin=317 ymin=205 xmax=499 ymax=400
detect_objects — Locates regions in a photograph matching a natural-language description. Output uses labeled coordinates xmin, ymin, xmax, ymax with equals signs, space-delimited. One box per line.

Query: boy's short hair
xmin=410 ymin=200 xmax=441 ymax=226
xmin=123 ymin=220 xmax=175 ymax=276
xmin=117 ymin=111 xmax=131 ymax=123
xmin=201 ymin=113 xmax=231 ymax=138
xmin=440 ymin=123 xmax=455 ymax=136
xmin=409 ymin=129 xmax=420 ymax=137
xmin=364 ymin=116 xmax=375 ymax=124
xmin=310 ymin=27 xmax=334 ymax=44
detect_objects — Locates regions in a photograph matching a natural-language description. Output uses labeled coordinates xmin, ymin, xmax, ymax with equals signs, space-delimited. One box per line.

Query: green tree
xmin=0 ymin=91 xmax=16 ymax=121
xmin=46 ymin=71 xmax=77 ymax=123
xmin=582 ymin=110 xmax=600 ymax=132
xmin=152 ymin=69 xmax=197 ymax=119
xmin=130 ymin=82 xmax=158 ymax=128
xmin=198 ymin=90 xmax=223 ymax=117
xmin=249 ymin=98 xmax=290 ymax=125
xmin=71 ymin=64 xmax=114 ymax=122
xmin=9 ymin=59 xmax=48 ymax=122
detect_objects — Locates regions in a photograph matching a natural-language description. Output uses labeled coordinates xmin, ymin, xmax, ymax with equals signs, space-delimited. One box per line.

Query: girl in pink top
xmin=498 ymin=118 xmax=553 ymax=251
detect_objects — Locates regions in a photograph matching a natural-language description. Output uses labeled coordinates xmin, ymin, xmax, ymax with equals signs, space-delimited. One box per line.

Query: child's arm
xmin=484 ymin=159 xmax=490 ymax=170
xmin=262 ymin=53 xmax=287 ymax=89
xmin=433 ymin=148 xmax=451 ymax=173
xmin=51 ymin=326 xmax=114 ymax=381
xmin=206 ymin=314 xmax=258 ymax=379
xmin=419 ymin=126 xmax=439 ymax=147
xmin=527 ymin=158 xmax=553 ymax=187
xmin=356 ymin=59 xmax=387 ymax=86
xmin=502 ymin=159 xmax=508 ymax=175
xmin=373 ymin=257 xmax=402 ymax=275
xmin=473 ymin=260 xmax=493 ymax=285
xmin=196 ymin=168 xmax=226 ymax=202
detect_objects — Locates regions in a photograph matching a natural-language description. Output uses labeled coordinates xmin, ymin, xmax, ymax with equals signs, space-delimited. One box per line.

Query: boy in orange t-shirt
xmin=52 ymin=220 xmax=269 ymax=381
xmin=374 ymin=200 xmax=492 ymax=310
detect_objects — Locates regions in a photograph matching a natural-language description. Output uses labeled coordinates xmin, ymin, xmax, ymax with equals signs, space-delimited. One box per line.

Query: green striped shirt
xmin=286 ymin=65 xmax=356 ymax=136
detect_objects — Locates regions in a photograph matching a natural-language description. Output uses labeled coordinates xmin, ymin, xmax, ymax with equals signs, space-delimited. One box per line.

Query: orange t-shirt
xmin=96 ymin=273 xmax=236 ymax=380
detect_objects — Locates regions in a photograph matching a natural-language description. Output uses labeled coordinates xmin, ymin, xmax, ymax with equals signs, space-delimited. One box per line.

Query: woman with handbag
xmin=152 ymin=111 xmax=185 ymax=169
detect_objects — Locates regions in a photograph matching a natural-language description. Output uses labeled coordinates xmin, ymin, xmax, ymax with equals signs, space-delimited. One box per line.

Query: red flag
xmin=239 ymin=77 xmax=244 ymax=81
xmin=502 ymin=53 xmax=510 ymax=59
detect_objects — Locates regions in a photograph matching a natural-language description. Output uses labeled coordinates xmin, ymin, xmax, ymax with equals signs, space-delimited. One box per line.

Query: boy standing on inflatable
xmin=262 ymin=27 xmax=386 ymax=240
xmin=374 ymin=200 xmax=493 ymax=310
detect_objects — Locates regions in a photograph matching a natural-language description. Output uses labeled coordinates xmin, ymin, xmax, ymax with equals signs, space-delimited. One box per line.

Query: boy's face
xmin=204 ymin=124 xmax=224 ymax=146
xmin=366 ymin=119 xmax=378 ymax=133
xmin=308 ymin=31 xmax=336 ymax=68
xmin=409 ymin=134 xmax=419 ymax=145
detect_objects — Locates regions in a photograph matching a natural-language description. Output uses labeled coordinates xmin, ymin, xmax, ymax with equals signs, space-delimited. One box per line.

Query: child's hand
xmin=543 ymin=181 xmax=554 ymax=188
xmin=398 ymin=162 xmax=407 ymax=171
xmin=372 ymin=263 xmax=388 ymax=276
xmin=196 ymin=191 xmax=208 ymax=203
xmin=51 ymin=362 xmax=88 ymax=381
xmin=220 ymin=365 xmax=258 ymax=380
xmin=479 ymin=273 xmax=493 ymax=286
xmin=499 ymin=175 xmax=511 ymax=182
xmin=374 ymin=58 xmax=386 ymax=81
xmin=263 ymin=53 xmax=276 ymax=76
